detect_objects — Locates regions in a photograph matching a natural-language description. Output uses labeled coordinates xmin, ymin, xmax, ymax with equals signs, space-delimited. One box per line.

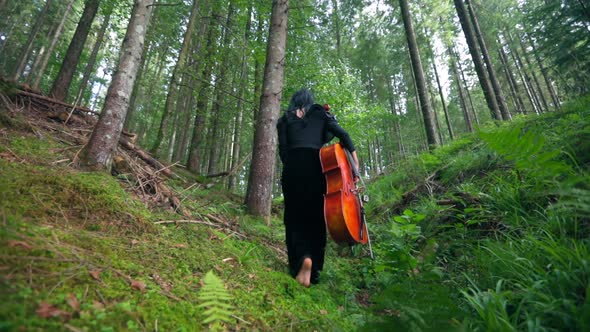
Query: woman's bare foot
xmin=296 ymin=257 xmax=312 ymax=287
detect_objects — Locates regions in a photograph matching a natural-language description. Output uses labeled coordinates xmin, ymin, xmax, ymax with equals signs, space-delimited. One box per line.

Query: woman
xmin=277 ymin=88 xmax=358 ymax=287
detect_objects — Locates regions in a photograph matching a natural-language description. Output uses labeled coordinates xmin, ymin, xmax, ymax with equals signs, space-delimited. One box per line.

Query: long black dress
xmin=277 ymin=104 xmax=355 ymax=283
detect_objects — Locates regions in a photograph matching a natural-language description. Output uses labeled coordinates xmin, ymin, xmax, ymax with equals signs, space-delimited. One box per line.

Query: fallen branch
xmin=119 ymin=137 xmax=173 ymax=178
xmin=16 ymin=90 xmax=98 ymax=115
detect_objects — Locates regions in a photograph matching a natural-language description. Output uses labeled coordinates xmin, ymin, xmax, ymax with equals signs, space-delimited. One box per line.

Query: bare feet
xmin=296 ymin=257 xmax=312 ymax=287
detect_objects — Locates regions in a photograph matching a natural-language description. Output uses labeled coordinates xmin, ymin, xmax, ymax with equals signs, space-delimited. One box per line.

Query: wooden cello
xmin=320 ymin=143 xmax=374 ymax=258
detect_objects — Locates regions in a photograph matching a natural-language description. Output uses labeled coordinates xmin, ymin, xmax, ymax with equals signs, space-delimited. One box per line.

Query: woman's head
xmin=287 ymin=88 xmax=315 ymax=113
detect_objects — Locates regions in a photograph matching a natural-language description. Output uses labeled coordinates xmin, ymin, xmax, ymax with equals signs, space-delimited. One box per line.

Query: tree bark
xmin=75 ymin=6 xmax=113 ymax=106
xmin=50 ymin=0 xmax=100 ymax=101
xmin=527 ymin=33 xmax=560 ymax=110
xmin=432 ymin=61 xmax=454 ymax=140
xmin=465 ymin=0 xmax=511 ymax=120
xmin=228 ymin=6 xmax=252 ymax=191
xmin=453 ymin=0 xmax=501 ymax=121
xmin=31 ymin=0 xmax=76 ymax=90
xmin=187 ymin=11 xmax=216 ymax=173
xmin=151 ymin=0 xmax=200 ymax=159
xmin=13 ymin=0 xmax=53 ymax=81
xmin=207 ymin=4 xmax=235 ymax=176
xmin=79 ymin=0 xmax=153 ymax=171
xmin=497 ymin=42 xmax=527 ymax=115
xmin=447 ymin=45 xmax=473 ymax=132
xmin=245 ymin=0 xmax=289 ymax=217
xmin=399 ymin=0 xmax=439 ymax=148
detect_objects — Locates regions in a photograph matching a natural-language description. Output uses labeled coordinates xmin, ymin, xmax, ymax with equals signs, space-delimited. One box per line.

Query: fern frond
xmin=197 ymin=270 xmax=234 ymax=329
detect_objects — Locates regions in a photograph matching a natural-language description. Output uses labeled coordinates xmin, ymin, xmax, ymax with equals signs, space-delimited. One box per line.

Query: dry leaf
xmin=130 ymin=280 xmax=146 ymax=292
xmin=89 ymin=270 xmax=101 ymax=281
xmin=92 ymin=301 xmax=105 ymax=310
xmin=173 ymin=243 xmax=187 ymax=248
xmin=66 ymin=293 xmax=80 ymax=312
xmin=152 ymin=273 xmax=172 ymax=292
xmin=36 ymin=302 xmax=71 ymax=320
xmin=222 ymin=257 xmax=234 ymax=263
xmin=130 ymin=239 xmax=140 ymax=246
xmin=319 ymin=309 xmax=328 ymax=315
xmin=7 ymin=240 xmax=32 ymax=250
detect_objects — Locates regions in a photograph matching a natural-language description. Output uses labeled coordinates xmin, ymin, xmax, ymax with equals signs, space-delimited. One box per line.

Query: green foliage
xmin=197 ymin=271 xmax=234 ymax=330
xmin=364 ymin=97 xmax=590 ymax=330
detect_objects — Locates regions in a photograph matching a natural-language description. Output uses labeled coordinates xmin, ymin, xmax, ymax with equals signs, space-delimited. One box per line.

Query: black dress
xmin=277 ymin=104 xmax=355 ymax=283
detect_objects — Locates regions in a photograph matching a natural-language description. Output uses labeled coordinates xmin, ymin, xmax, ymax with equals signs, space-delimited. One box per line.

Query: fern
xmin=478 ymin=123 xmax=572 ymax=180
xmin=197 ymin=270 xmax=234 ymax=330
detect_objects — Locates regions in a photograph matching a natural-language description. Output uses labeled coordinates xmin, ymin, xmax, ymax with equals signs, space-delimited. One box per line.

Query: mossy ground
xmin=1 ymin=95 xmax=589 ymax=331
xmin=0 ymin=110 xmax=372 ymax=331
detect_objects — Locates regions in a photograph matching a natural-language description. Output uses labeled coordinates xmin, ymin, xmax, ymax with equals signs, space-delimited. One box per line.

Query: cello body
xmin=320 ymin=143 xmax=368 ymax=245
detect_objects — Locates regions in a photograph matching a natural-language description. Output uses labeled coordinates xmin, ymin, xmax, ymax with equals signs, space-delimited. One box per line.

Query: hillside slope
xmin=1 ymin=92 xmax=589 ymax=331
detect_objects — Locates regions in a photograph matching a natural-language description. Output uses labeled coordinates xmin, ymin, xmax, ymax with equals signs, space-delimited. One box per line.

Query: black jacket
xmin=277 ymin=104 xmax=356 ymax=164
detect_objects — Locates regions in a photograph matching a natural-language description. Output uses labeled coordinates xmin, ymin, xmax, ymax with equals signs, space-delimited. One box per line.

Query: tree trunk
xmin=399 ymin=0 xmax=439 ymax=148
xmin=453 ymin=0 xmax=501 ymax=121
xmin=245 ymin=0 xmax=289 ymax=217
xmin=448 ymin=45 xmax=473 ymax=132
xmin=465 ymin=0 xmax=511 ymax=120
xmin=75 ymin=6 xmax=113 ymax=106
xmin=432 ymin=61 xmax=454 ymax=140
xmin=31 ymin=0 xmax=76 ymax=90
xmin=207 ymin=4 xmax=235 ymax=176
xmin=527 ymin=33 xmax=560 ymax=110
xmin=497 ymin=43 xmax=527 ymax=114
xmin=50 ymin=0 xmax=100 ymax=101
xmin=506 ymin=36 xmax=542 ymax=114
xmin=13 ymin=0 xmax=53 ymax=81
xmin=228 ymin=6 xmax=252 ymax=191
xmin=151 ymin=0 xmax=200 ymax=159
xmin=187 ymin=12 xmax=216 ymax=173
xmin=517 ymin=33 xmax=549 ymax=113
xmin=78 ymin=0 xmax=153 ymax=171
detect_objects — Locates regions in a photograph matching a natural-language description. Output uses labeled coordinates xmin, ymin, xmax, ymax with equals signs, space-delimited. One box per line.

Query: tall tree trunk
xmin=432 ymin=61 xmax=454 ymax=140
xmin=151 ymin=0 xmax=200 ymax=159
xmin=497 ymin=43 xmax=527 ymax=114
xmin=453 ymin=0 xmax=501 ymax=121
xmin=526 ymin=33 xmax=561 ymax=110
xmin=228 ymin=6 xmax=252 ymax=191
xmin=79 ymin=0 xmax=153 ymax=171
xmin=506 ymin=36 xmax=541 ymax=114
xmin=13 ymin=0 xmax=53 ymax=81
xmin=448 ymin=45 xmax=473 ymax=132
xmin=453 ymin=47 xmax=480 ymax=126
xmin=465 ymin=0 xmax=511 ymax=120
xmin=75 ymin=6 xmax=113 ymax=106
xmin=399 ymin=0 xmax=439 ymax=148
xmin=386 ymin=76 xmax=406 ymax=159
xmin=245 ymin=0 xmax=289 ymax=217
xmin=207 ymin=4 xmax=235 ymax=176
xmin=173 ymin=11 xmax=210 ymax=163
xmin=187 ymin=12 xmax=216 ymax=173
xmin=50 ymin=0 xmax=100 ymax=101
xmin=31 ymin=0 xmax=76 ymax=90
xmin=517 ymin=33 xmax=549 ymax=112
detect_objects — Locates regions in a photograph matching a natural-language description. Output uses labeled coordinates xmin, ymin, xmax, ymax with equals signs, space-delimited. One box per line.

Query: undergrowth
xmin=1 ymin=95 xmax=589 ymax=331
xmin=0 ymin=113 xmax=371 ymax=331
xmin=362 ymin=96 xmax=590 ymax=330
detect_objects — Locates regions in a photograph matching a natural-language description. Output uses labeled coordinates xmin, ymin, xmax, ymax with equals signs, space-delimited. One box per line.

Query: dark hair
xmin=287 ymin=88 xmax=314 ymax=113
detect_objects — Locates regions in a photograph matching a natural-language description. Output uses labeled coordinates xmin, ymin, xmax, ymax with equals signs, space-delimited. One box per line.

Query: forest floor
xmin=1 ymin=88 xmax=589 ymax=331
xmin=0 ymin=87 xmax=374 ymax=331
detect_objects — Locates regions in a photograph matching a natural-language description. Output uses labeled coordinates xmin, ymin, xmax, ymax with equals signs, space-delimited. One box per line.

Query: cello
xmin=320 ymin=142 xmax=374 ymax=258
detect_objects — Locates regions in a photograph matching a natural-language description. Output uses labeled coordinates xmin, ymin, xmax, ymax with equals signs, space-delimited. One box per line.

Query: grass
xmin=0 ymin=123 xmax=372 ymax=331
xmin=1 ymin=95 xmax=589 ymax=331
